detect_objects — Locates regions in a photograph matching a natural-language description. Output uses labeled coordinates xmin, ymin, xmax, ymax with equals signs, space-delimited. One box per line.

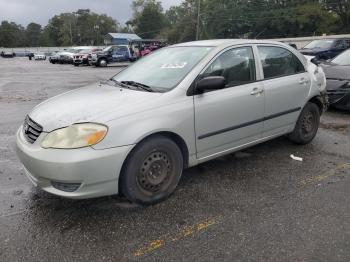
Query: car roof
xmin=172 ymin=39 xmax=308 ymax=66
xmin=173 ymin=39 xmax=289 ymax=48
xmin=110 ymin=45 xmax=128 ymax=47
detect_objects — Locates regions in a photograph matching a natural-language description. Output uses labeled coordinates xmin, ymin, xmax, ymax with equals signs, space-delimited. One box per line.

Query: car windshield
xmin=103 ymin=46 xmax=113 ymax=52
xmin=112 ymin=46 xmax=213 ymax=91
xmin=331 ymin=49 xmax=350 ymax=65
xmin=79 ymin=49 xmax=92 ymax=54
xmin=304 ymin=40 xmax=335 ymax=49
xmin=65 ymin=49 xmax=79 ymax=53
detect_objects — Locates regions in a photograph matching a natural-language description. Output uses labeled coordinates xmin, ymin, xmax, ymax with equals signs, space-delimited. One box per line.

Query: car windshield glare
xmin=112 ymin=46 xmax=213 ymax=91
xmin=331 ymin=49 xmax=350 ymax=65
xmin=103 ymin=46 xmax=112 ymax=52
xmin=304 ymin=40 xmax=335 ymax=49
xmin=66 ymin=49 xmax=79 ymax=53
xmin=79 ymin=49 xmax=91 ymax=53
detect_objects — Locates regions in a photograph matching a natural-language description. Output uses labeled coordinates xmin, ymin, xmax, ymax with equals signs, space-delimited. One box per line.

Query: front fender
xmin=92 ymin=98 xmax=196 ymax=157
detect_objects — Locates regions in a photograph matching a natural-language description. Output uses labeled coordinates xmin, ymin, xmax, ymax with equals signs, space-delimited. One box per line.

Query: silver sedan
xmin=16 ymin=39 xmax=327 ymax=204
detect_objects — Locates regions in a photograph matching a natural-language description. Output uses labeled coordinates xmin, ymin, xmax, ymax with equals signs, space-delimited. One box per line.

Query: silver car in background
xmin=16 ymin=39 xmax=327 ymax=204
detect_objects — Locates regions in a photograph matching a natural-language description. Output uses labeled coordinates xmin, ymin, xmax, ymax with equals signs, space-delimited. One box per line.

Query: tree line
xmin=1 ymin=0 xmax=350 ymax=47
xmin=0 ymin=9 xmax=125 ymax=47
xmin=130 ymin=0 xmax=350 ymax=43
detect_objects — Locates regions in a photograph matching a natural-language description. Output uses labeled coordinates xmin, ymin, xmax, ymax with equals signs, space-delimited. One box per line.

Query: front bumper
xmin=16 ymin=127 xmax=133 ymax=199
xmin=73 ymin=58 xmax=89 ymax=64
xmin=90 ymin=57 xmax=98 ymax=65
xmin=326 ymin=79 xmax=350 ymax=110
xmin=328 ymin=91 xmax=350 ymax=110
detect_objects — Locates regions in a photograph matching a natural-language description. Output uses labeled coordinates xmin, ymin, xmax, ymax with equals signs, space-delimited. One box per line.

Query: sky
xmin=0 ymin=0 xmax=182 ymax=26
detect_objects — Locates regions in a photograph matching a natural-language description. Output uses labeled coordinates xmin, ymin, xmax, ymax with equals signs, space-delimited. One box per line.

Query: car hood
xmin=320 ymin=63 xmax=350 ymax=80
xmin=29 ymin=83 xmax=163 ymax=132
xmin=94 ymin=51 xmax=108 ymax=56
xmin=300 ymin=48 xmax=328 ymax=55
xmin=59 ymin=51 xmax=74 ymax=57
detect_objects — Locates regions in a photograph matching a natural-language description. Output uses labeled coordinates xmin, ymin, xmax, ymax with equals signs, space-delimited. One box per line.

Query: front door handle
xmin=250 ymin=88 xmax=264 ymax=96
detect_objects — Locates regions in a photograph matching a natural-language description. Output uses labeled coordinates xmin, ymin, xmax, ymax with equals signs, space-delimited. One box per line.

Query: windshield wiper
xmin=120 ymin=81 xmax=153 ymax=92
xmin=104 ymin=79 xmax=130 ymax=89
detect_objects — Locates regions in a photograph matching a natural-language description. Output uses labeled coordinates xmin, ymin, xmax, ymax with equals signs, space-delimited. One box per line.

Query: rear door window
xmin=258 ymin=46 xmax=305 ymax=79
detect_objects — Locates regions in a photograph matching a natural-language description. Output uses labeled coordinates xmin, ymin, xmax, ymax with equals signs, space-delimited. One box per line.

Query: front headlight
xmin=41 ymin=123 xmax=107 ymax=149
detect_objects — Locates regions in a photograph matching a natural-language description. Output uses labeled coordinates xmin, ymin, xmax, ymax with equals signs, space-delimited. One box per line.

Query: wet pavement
xmin=0 ymin=58 xmax=349 ymax=262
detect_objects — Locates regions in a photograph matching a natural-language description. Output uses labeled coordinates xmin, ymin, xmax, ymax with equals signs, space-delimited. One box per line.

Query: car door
xmin=257 ymin=45 xmax=310 ymax=137
xmin=110 ymin=47 xmax=121 ymax=63
xmin=194 ymin=46 xmax=265 ymax=159
xmin=113 ymin=46 xmax=127 ymax=62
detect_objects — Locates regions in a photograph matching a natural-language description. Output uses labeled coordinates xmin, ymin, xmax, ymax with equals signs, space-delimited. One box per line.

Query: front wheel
xmin=120 ymin=136 xmax=183 ymax=205
xmin=288 ymin=102 xmax=320 ymax=145
xmin=98 ymin=58 xmax=107 ymax=67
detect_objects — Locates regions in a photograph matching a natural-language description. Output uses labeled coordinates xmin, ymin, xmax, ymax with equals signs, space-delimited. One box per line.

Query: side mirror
xmin=196 ymin=76 xmax=225 ymax=93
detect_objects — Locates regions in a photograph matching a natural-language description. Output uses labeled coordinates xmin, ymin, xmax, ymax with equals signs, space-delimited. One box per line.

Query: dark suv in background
xmin=300 ymin=38 xmax=350 ymax=61
xmin=90 ymin=45 xmax=134 ymax=67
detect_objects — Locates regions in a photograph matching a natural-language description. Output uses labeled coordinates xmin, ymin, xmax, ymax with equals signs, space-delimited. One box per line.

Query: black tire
xmin=74 ymin=63 xmax=79 ymax=67
xmin=288 ymin=102 xmax=320 ymax=145
xmin=120 ymin=135 xmax=183 ymax=205
xmin=98 ymin=58 xmax=107 ymax=67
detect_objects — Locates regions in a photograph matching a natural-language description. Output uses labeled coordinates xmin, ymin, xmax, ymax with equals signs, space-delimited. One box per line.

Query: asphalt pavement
xmin=0 ymin=58 xmax=349 ymax=262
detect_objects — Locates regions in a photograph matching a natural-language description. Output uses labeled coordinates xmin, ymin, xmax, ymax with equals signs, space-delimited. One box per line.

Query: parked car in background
xmin=300 ymin=38 xmax=350 ymax=61
xmin=1 ymin=51 xmax=15 ymax=58
xmin=319 ymin=49 xmax=350 ymax=110
xmin=16 ymin=40 xmax=327 ymax=204
xmin=90 ymin=45 xmax=134 ymax=67
xmin=14 ymin=50 xmax=33 ymax=57
xmin=34 ymin=53 xmax=46 ymax=60
xmin=50 ymin=47 xmax=91 ymax=64
xmin=73 ymin=48 xmax=101 ymax=66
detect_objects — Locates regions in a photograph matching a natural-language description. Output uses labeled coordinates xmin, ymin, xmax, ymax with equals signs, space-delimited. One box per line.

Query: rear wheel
xmin=288 ymin=102 xmax=320 ymax=145
xmin=120 ymin=136 xmax=183 ymax=205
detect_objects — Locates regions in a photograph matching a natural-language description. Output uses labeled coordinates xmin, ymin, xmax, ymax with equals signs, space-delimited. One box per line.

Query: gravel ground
xmin=0 ymin=58 xmax=349 ymax=262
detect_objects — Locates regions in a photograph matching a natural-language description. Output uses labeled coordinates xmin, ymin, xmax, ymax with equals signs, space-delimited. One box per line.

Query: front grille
xmin=23 ymin=115 xmax=43 ymax=143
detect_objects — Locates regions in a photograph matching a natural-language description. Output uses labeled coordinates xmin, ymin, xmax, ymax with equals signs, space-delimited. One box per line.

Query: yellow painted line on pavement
xmin=301 ymin=162 xmax=350 ymax=185
xmin=133 ymin=216 xmax=221 ymax=257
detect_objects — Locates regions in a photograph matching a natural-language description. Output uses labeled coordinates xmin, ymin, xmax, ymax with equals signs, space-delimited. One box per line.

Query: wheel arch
xmin=308 ymin=95 xmax=325 ymax=114
xmin=97 ymin=56 xmax=108 ymax=63
xmin=118 ymin=131 xmax=189 ymax=195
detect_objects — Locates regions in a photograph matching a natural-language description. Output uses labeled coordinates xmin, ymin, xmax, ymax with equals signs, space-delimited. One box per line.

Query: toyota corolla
xmin=16 ymin=40 xmax=327 ymax=205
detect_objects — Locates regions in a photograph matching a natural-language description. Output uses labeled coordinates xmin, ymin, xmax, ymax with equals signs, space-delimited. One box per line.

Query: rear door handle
xmin=250 ymin=88 xmax=264 ymax=96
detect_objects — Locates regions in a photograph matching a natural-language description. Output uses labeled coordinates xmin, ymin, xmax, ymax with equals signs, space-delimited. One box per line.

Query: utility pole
xmin=196 ymin=0 xmax=201 ymax=40
xmin=69 ymin=21 xmax=73 ymax=45
xmin=94 ymin=25 xmax=100 ymax=45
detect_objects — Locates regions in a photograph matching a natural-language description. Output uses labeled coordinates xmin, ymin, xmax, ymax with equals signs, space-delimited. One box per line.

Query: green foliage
xmin=157 ymin=0 xmax=344 ymax=42
xmin=0 ymin=9 xmax=120 ymax=47
xmin=0 ymin=1 xmax=348 ymax=47
xmin=45 ymin=10 xmax=119 ymax=46
xmin=0 ymin=21 xmax=25 ymax=47
xmin=322 ymin=0 xmax=350 ymax=32
xmin=130 ymin=0 xmax=167 ymax=38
